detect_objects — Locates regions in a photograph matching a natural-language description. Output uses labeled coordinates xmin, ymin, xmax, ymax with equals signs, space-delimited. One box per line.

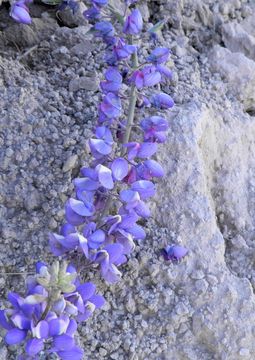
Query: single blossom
xmin=162 ymin=245 xmax=188 ymax=261
xmin=123 ymin=9 xmax=143 ymax=35
xmin=130 ymin=66 xmax=161 ymax=89
xmin=83 ymin=6 xmax=101 ymax=20
xmin=94 ymin=243 xmax=126 ymax=283
xmin=112 ymin=38 xmax=136 ymax=62
xmin=100 ymin=67 xmax=122 ymax=93
xmin=99 ymin=92 xmax=122 ymax=119
xmin=147 ymin=47 xmax=170 ymax=64
xmin=10 ymin=0 xmax=32 ymax=24
xmin=150 ymin=93 xmax=174 ymax=109
xmin=140 ymin=116 xmax=168 ymax=143
xmin=89 ymin=126 xmax=113 ymax=156
xmin=123 ymin=142 xmax=158 ymax=160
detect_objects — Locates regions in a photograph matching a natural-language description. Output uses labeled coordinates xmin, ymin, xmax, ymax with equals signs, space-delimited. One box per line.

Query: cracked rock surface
xmin=0 ymin=0 xmax=255 ymax=359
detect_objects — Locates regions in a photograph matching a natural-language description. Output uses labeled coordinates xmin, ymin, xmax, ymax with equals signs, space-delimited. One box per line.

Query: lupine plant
xmin=1 ymin=0 xmax=188 ymax=358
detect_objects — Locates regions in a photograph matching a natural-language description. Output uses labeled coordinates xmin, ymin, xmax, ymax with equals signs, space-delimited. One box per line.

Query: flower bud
xmin=10 ymin=1 xmax=32 ymax=25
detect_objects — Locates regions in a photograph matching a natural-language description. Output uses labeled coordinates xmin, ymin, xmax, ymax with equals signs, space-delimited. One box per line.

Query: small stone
xmin=69 ymin=76 xmax=99 ymax=92
xmin=99 ymin=348 xmax=108 ymax=357
xmin=239 ymin=348 xmax=250 ymax=357
xmin=24 ymin=188 xmax=42 ymax=212
xmin=63 ymin=154 xmax=78 ymax=172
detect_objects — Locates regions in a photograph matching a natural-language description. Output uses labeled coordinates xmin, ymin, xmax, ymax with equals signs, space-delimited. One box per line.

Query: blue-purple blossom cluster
xmin=0 ymin=262 xmax=104 ymax=359
xmin=49 ymin=0 xmax=176 ymax=285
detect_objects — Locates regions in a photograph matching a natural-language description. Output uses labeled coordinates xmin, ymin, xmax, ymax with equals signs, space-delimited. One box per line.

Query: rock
xmin=1 ymin=16 xmax=57 ymax=48
xmin=69 ymin=75 xmax=99 ymax=92
xmin=209 ymin=45 xmax=255 ymax=111
xmin=222 ymin=22 xmax=255 ymax=61
xmin=24 ymin=188 xmax=42 ymax=212
xmin=57 ymin=2 xmax=87 ymax=27
xmin=0 ymin=346 xmax=8 ymax=360
xmin=70 ymin=41 xmax=96 ymax=56
xmin=62 ymin=154 xmax=78 ymax=172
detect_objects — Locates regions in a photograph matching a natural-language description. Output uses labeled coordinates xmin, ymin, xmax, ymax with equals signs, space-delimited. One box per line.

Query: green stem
xmin=98 ymin=46 xmax=138 ymax=224
xmin=39 ymin=300 xmax=51 ymax=322
xmin=121 ymin=49 xmax=139 ymax=153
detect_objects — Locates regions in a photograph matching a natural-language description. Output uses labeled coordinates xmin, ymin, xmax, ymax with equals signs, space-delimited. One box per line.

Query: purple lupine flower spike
xmin=123 ymin=9 xmax=143 ymax=35
xmin=162 ymin=245 xmax=188 ymax=261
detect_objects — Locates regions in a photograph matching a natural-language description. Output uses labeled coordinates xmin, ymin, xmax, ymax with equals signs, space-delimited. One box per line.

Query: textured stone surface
xmin=0 ymin=0 xmax=255 ymax=359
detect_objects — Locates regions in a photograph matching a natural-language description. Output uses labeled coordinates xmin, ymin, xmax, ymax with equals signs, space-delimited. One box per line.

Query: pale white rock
xmin=222 ymin=22 xmax=255 ymax=61
xmin=209 ymin=45 xmax=255 ymax=111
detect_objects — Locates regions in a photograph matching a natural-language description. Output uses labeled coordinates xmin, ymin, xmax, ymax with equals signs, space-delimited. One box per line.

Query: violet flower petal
xmin=144 ymin=159 xmax=164 ymax=177
xmin=138 ymin=143 xmax=157 ymax=158
xmin=96 ymin=164 xmax=114 ymax=189
xmin=131 ymin=180 xmax=156 ymax=199
xmin=25 ymin=338 xmax=44 ymax=356
xmin=53 ymin=334 xmax=75 ymax=351
xmin=49 ymin=316 xmax=69 ymax=336
xmin=111 ymin=158 xmax=129 ymax=181
xmin=66 ymin=319 xmax=77 ymax=336
xmin=57 ymin=346 xmax=84 ymax=360
xmin=104 ymin=243 xmax=124 ymax=263
xmin=5 ymin=328 xmax=26 ymax=345
xmin=0 ymin=310 xmax=13 ymax=330
xmin=89 ymin=295 xmax=105 ymax=309
xmin=77 ymin=282 xmax=96 ymax=301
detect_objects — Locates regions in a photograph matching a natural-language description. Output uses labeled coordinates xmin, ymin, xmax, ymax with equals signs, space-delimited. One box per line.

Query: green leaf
xmin=148 ymin=20 xmax=166 ymax=34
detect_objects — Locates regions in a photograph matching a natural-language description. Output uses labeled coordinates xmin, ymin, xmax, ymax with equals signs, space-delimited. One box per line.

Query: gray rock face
xmin=1 ymin=0 xmax=255 ymax=359
xmin=209 ymin=45 xmax=255 ymax=112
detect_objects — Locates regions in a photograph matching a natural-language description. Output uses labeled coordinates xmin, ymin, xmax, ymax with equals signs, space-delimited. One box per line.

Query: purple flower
xmin=99 ymin=93 xmax=122 ymax=119
xmin=140 ymin=116 xmax=168 ymax=143
xmin=147 ymin=47 xmax=170 ymax=64
xmin=92 ymin=0 xmax=108 ymax=6
xmin=89 ymin=126 xmax=113 ymax=156
xmin=131 ymin=180 xmax=155 ymax=200
xmin=83 ymin=222 xmax=105 ymax=249
xmin=123 ymin=9 xmax=143 ymax=35
xmin=111 ymin=158 xmax=129 ymax=181
xmin=10 ymin=0 xmax=32 ymax=24
xmin=112 ymin=38 xmax=136 ymax=61
xmin=162 ymin=245 xmax=188 ymax=261
xmin=94 ymin=243 xmax=125 ymax=283
xmin=156 ymin=65 xmax=172 ymax=81
xmin=94 ymin=21 xmax=115 ymax=45
xmin=65 ymin=198 xmax=95 ymax=226
xmin=123 ymin=142 xmax=158 ymax=160
xmin=83 ymin=6 xmax=101 ymax=20
xmin=150 ymin=93 xmax=174 ymax=109
xmin=120 ymin=189 xmax=150 ymax=219
xmin=100 ymin=67 xmax=122 ymax=94
xmin=130 ymin=66 xmax=161 ymax=89
xmin=0 ymin=262 xmax=105 ymax=358
xmin=136 ymin=159 xmax=164 ymax=180
xmin=94 ymin=21 xmax=115 ymax=37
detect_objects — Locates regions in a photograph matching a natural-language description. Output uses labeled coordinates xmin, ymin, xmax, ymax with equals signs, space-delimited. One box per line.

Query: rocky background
xmin=0 ymin=0 xmax=255 ymax=359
